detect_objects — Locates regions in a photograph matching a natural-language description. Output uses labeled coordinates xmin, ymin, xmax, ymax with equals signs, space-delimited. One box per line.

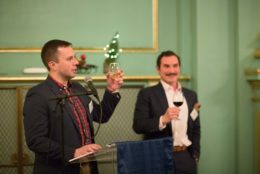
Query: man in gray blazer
xmin=23 ymin=39 xmax=124 ymax=174
xmin=133 ymin=50 xmax=200 ymax=174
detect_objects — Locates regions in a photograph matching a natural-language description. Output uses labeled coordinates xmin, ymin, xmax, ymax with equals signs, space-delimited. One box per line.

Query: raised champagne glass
xmin=108 ymin=62 xmax=121 ymax=79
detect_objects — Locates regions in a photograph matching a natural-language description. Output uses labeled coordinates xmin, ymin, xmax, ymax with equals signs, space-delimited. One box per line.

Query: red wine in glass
xmin=173 ymin=92 xmax=183 ymax=120
xmin=173 ymin=101 xmax=183 ymax=107
xmin=173 ymin=92 xmax=184 ymax=107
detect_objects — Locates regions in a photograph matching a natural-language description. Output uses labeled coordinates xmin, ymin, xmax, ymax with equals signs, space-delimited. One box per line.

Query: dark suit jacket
xmin=133 ymin=82 xmax=200 ymax=158
xmin=23 ymin=76 xmax=121 ymax=174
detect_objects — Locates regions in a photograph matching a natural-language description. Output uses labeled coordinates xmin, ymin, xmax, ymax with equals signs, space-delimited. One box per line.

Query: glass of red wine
xmin=173 ymin=91 xmax=184 ymax=120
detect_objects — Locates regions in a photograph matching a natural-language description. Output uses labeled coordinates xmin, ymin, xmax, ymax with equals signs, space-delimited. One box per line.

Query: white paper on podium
xmin=68 ymin=146 xmax=116 ymax=163
xmin=69 ymin=151 xmax=94 ymax=163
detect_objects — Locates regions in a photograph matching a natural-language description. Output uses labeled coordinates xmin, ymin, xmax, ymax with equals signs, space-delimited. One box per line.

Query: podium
xmin=69 ymin=137 xmax=174 ymax=174
xmin=69 ymin=144 xmax=117 ymax=174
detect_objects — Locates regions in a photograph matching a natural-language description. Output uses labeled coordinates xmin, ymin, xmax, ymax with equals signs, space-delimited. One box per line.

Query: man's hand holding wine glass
xmin=106 ymin=62 xmax=124 ymax=92
xmin=161 ymin=107 xmax=180 ymax=125
xmin=108 ymin=63 xmax=122 ymax=79
xmin=172 ymin=91 xmax=184 ymax=119
xmin=161 ymin=91 xmax=184 ymax=125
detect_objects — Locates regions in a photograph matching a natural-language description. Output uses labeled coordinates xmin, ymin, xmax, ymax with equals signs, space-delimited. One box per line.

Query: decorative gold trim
xmin=152 ymin=0 xmax=158 ymax=52
xmin=0 ymin=0 xmax=158 ymax=53
xmin=247 ymin=79 xmax=260 ymax=89
xmin=255 ymin=49 xmax=260 ymax=58
xmin=245 ymin=68 xmax=260 ymax=76
xmin=252 ymin=97 xmax=260 ymax=102
xmin=0 ymin=75 xmax=191 ymax=83
xmin=256 ymin=111 xmax=260 ymax=174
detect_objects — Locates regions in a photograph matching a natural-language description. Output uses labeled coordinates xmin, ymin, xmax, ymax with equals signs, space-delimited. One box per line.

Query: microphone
xmin=84 ymin=76 xmax=103 ymax=137
xmin=84 ymin=76 xmax=99 ymax=100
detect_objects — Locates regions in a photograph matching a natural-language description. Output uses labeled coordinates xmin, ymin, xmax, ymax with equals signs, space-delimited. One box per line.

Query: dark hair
xmin=156 ymin=50 xmax=181 ymax=68
xmin=41 ymin=39 xmax=72 ymax=70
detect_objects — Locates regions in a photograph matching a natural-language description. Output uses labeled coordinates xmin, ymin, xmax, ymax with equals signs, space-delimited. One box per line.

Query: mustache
xmin=165 ymin=73 xmax=178 ymax=76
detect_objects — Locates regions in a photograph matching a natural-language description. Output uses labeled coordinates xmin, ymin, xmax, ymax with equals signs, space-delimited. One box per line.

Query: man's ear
xmin=48 ymin=61 xmax=56 ymax=70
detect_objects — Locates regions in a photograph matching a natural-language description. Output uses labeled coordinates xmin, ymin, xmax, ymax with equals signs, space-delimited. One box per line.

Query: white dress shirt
xmin=159 ymin=80 xmax=192 ymax=147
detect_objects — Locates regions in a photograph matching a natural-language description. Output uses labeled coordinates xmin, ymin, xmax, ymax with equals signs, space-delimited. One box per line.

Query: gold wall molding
xmin=256 ymin=111 xmax=260 ymax=174
xmin=245 ymin=68 xmax=260 ymax=76
xmin=246 ymin=78 xmax=260 ymax=173
xmin=247 ymin=80 xmax=260 ymax=104
xmin=247 ymin=79 xmax=260 ymax=90
xmin=255 ymin=49 xmax=260 ymax=58
xmin=0 ymin=0 xmax=158 ymax=53
xmin=252 ymin=97 xmax=260 ymax=102
xmin=0 ymin=75 xmax=190 ymax=83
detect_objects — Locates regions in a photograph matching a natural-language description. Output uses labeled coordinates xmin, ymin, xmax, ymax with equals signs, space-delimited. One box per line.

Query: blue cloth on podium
xmin=116 ymin=137 xmax=173 ymax=174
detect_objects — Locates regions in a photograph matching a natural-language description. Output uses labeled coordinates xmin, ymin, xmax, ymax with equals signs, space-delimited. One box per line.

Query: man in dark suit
xmin=23 ymin=39 xmax=124 ymax=174
xmin=133 ymin=50 xmax=200 ymax=174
